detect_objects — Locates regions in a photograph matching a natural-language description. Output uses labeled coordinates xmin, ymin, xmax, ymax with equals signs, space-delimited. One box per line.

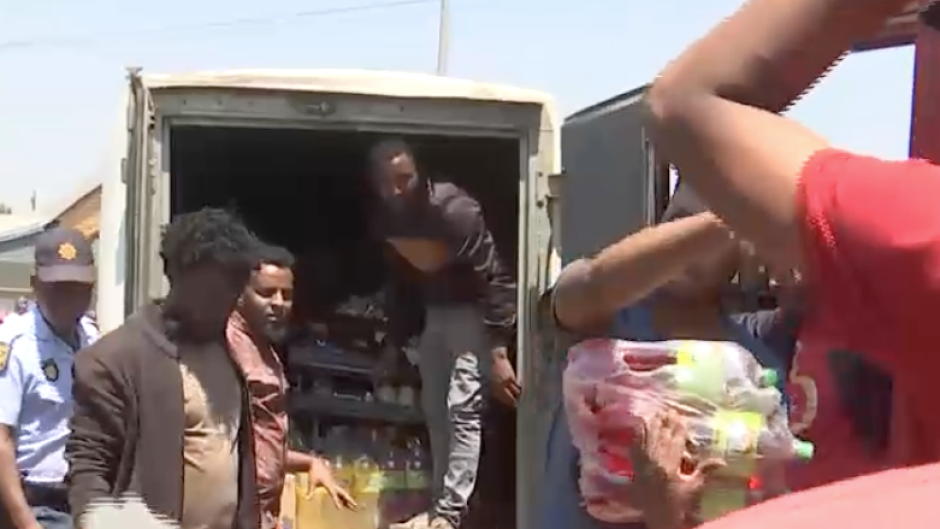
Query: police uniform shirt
xmin=0 ymin=306 xmax=99 ymax=485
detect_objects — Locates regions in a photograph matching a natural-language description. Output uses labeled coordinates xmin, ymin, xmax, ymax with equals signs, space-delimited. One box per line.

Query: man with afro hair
xmin=66 ymin=208 xmax=263 ymax=529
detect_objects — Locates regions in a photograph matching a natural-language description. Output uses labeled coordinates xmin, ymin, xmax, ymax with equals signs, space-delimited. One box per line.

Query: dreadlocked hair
xmin=160 ymin=208 xmax=259 ymax=283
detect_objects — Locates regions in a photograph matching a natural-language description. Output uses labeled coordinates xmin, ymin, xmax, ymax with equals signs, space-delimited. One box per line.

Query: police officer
xmin=0 ymin=228 xmax=97 ymax=529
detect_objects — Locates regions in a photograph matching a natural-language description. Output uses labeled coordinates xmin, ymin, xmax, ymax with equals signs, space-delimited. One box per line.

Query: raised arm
xmin=553 ymin=212 xmax=732 ymax=333
xmin=67 ymin=348 xmax=127 ymax=524
xmin=644 ymin=0 xmax=913 ymax=267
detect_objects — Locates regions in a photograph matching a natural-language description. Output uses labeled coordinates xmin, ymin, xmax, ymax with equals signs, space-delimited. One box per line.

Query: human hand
xmin=628 ymin=410 xmax=724 ymax=529
xmin=490 ymin=347 xmax=521 ymax=407
xmin=308 ymin=457 xmax=357 ymax=510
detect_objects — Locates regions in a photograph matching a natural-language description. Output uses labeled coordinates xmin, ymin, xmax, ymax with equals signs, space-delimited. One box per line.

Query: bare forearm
xmin=554 ymin=212 xmax=729 ymax=331
xmin=648 ymin=0 xmax=910 ymax=114
xmin=286 ymin=450 xmax=316 ymax=474
xmin=591 ymin=212 xmax=729 ymax=299
xmin=0 ymin=437 xmax=35 ymax=529
xmin=643 ymin=0 xmax=913 ymax=268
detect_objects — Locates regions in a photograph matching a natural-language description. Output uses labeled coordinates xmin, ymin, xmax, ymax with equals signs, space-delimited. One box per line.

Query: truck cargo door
xmin=559 ymin=85 xmax=669 ymax=264
xmin=124 ymin=68 xmax=158 ymax=316
xmin=524 ymin=87 xmax=668 ymax=525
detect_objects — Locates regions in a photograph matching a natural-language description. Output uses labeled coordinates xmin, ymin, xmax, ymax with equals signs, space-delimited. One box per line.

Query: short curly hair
xmin=160 ymin=208 xmax=259 ymax=283
xmin=254 ymin=243 xmax=295 ymax=270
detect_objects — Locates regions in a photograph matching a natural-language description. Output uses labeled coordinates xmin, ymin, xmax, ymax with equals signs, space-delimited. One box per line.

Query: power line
xmin=0 ymin=0 xmax=438 ymax=51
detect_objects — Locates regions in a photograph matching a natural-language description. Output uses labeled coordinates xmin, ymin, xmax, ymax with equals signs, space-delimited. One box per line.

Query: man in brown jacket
xmin=66 ymin=208 xmax=262 ymax=529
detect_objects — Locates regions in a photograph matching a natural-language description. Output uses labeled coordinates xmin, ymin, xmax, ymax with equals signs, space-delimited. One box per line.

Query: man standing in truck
xmin=370 ymin=138 xmax=520 ymax=529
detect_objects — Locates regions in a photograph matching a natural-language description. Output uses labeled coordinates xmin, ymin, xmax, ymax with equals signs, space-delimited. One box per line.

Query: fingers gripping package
xmin=563 ymin=339 xmax=813 ymax=523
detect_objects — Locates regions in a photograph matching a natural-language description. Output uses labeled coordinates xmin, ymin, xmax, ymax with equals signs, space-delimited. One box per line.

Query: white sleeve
xmin=0 ymin=344 xmax=25 ymax=427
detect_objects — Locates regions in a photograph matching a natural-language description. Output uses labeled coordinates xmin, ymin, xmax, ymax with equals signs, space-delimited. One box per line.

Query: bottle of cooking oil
xmin=350 ymin=427 xmax=384 ymax=529
xmin=295 ymin=470 xmax=333 ymax=529
xmin=304 ymin=426 xmax=356 ymax=529
xmin=280 ymin=473 xmax=297 ymax=529
xmin=404 ymin=437 xmax=432 ymax=517
xmin=378 ymin=427 xmax=408 ymax=528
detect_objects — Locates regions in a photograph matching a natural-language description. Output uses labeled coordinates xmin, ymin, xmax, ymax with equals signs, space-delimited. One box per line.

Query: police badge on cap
xmin=34 ymin=227 xmax=95 ymax=284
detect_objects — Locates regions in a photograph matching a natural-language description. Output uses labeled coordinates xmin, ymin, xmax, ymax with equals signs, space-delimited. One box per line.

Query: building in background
xmin=0 ymin=183 xmax=102 ymax=312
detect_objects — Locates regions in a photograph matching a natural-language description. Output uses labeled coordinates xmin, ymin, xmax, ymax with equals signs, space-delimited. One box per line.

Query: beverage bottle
xmin=296 ymin=428 xmax=334 ymax=529
xmin=325 ymin=426 xmax=358 ymax=529
xmin=296 ymin=461 xmax=332 ymax=529
xmin=351 ymin=428 xmax=383 ymax=529
xmin=565 ymin=339 xmax=792 ymax=525
xmin=328 ymin=426 xmax=356 ymax=491
xmin=667 ymin=341 xmax=779 ymax=405
xmin=573 ymin=340 xmax=782 ymax=417
xmin=404 ymin=437 xmax=432 ymax=516
xmin=689 ymin=411 xmax=811 ymax=521
xmin=689 ymin=410 xmax=813 ymax=476
xmin=378 ymin=428 xmax=407 ymax=528
xmin=280 ymin=473 xmax=297 ymax=529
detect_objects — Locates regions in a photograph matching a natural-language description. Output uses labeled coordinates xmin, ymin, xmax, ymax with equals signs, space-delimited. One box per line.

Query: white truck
xmin=96 ymin=68 xmax=661 ymax=529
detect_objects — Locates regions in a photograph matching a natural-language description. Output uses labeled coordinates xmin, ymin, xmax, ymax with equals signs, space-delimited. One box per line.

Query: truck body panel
xmin=98 ymin=68 xmax=560 ymax=529
xmin=526 ymin=87 xmax=663 ymax=525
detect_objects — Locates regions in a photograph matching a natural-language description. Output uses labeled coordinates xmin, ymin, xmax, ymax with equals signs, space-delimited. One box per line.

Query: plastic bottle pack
xmin=563 ymin=339 xmax=812 ymax=523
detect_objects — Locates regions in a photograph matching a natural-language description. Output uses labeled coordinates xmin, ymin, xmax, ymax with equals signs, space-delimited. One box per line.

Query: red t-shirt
xmin=785 ymin=320 xmax=889 ymax=489
xmin=789 ymin=149 xmax=940 ymax=489
xmin=700 ymin=463 xmax=938 ymax=529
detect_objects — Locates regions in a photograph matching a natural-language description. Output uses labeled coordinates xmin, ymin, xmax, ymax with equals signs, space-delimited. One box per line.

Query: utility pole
xmin=436 ymin=0 xmax=450 ymax=75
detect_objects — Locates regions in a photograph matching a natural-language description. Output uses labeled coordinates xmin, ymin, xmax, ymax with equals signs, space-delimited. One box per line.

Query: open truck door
xmin=124 ymin=68 xmax=161 ymax=316
xmin=559 ymin=85 xmax=669 ymax=263
xmin=528 ymin=85 xmax=668 ymax=526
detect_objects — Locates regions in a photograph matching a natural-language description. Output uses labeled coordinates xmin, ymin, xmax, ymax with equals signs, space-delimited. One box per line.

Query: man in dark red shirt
xmin=641 ymin=0 xmax=940 ymax=501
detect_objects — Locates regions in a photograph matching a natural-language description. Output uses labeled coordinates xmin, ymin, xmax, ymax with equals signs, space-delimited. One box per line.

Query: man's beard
xmin=263 ymin=324 xmax=288 ymax=345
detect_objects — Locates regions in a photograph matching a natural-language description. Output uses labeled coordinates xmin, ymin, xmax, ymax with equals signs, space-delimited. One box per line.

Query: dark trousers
xmin=31 ymin=506 xmax=72 ymax=529
xmin=0 ymin=483 xmax=72 ymax=529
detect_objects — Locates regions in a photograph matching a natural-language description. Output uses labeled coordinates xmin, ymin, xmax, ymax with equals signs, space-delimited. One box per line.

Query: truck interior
xmin=168 ymin=125 xmax=521 ymax=528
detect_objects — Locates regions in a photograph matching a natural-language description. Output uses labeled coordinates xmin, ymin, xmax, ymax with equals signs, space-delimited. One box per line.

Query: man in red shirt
xmin=642 ymin=0 xmax=940 ymax=496
xmin=228 ymin=244 xmax=354 ymax=529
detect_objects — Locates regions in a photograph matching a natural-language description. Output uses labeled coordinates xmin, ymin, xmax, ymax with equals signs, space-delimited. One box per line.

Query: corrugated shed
xmin=0 ymin=214 xmax=49 ymax=250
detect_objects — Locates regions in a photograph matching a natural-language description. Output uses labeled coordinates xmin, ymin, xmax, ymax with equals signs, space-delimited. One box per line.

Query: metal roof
xmin=0 ymin=214 xmax=50 ymax=245
xmin=141 ymin=69 xmax=556 ymax=107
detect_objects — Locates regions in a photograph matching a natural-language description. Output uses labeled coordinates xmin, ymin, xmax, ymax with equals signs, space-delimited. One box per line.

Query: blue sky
xmin=0 ymin=0 xmax=916 ymax=213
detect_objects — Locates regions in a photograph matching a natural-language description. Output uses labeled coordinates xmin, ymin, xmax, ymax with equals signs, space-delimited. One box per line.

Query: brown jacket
xmin=66 ymin=304 xmax=260 ymax=528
